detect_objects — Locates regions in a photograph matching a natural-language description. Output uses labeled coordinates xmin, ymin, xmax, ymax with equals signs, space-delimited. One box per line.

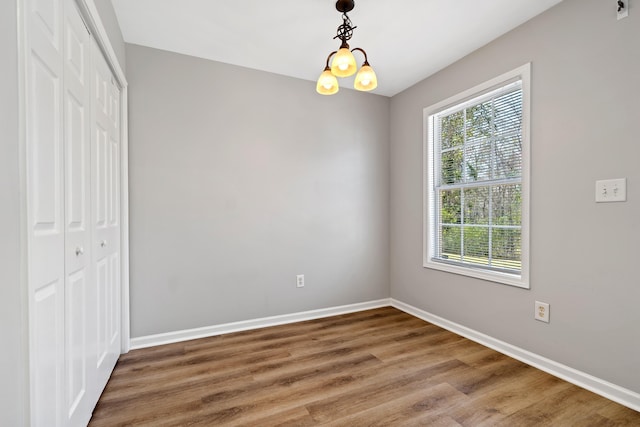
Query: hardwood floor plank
xmin=321 ymin=382 xmax=469 ymax=427
xmin=572 ymin=413 xmax=619 ymax=427
xmin=464 ymin=367 xmax=571 ymax=416
xmin=236 ymin=406 xmax=316 ymax=427
xmin=89 ymin=308 xmax=640 ymax=426
xmin=495 ymin=385 xmax=614 ymax=426
xmin=305 ymin=359 xmax=470 ymax=423
xmin=597 ymin=401 xmax=640 ymax=425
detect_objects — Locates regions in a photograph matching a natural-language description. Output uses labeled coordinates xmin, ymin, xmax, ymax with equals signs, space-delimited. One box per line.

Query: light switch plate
xmin=595 ymin=178 xmax=627 ymax=202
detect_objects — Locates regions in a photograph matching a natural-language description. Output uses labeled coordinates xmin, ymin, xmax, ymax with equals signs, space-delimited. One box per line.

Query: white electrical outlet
xmin=595 ymin=178 xmax=627 ymax=202
xmin=535 ymin=301 xmax=550 ymax=323
xmin=296 ymin=274 xmax=304 ymax=288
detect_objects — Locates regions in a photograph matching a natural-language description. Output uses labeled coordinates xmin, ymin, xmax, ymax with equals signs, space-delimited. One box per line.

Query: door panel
xmin=91 ymin=37 xmax=121 ymax=401
xmin=109 ymin=136 xmax=119 ymax=226
xmin=95 ymin=257 xmax=107 ymax=365
xmin=65 ymin=270 xmax=87 ymax=417
xmin=26 ymin=0 xmax=65 ymax=425
xmin=32 ymin=0 xmax=60 ymax=45
xmin=32 ymin=281 xmax=64 ymax=426
xmin=30 ymin=54 xmax=62 ymax=234
xmin=64 ymin=94 xmax=85 ymax=229
xmin=94 ymin=125 xmax=108 ymax=228
xmin=63 ymin=0 xmax=94 ymax=425
xmin=108 ymin=253 xmax=120 ymax=343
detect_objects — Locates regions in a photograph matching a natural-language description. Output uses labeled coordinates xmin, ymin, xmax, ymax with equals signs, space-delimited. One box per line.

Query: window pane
xmin=494 ymin=90 xmax=522 ymax=136
xmin=440 ymin=189 xmax=461 ymax=224
xmin=465 ymin=102 xmax=492 ymax=143
xmin=492 ymin=185 xmax=521 ymax=226
xmin=494 ymin=135 xmax=522 ymax=179
xmin=463 ymin=226 xmax=489 ymax=265
xmin=491 ymin=228 xmax=521 ymax=271
xmin=440 ymin=110 xmax=464 ymax=149
xmin=440 ymin=226 xmax=461 ymax=259
xmin=465 ymin=141 xmax=492 ymax=182
xmin=441 ymin=149 xmax=463 ymax=185
xmin=463 ymin=187 xmax=489 ymax=224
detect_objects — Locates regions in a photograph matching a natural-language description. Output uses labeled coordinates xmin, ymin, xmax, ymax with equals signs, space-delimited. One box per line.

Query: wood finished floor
xmin=89 ymin=307 xmax=640 ymax=426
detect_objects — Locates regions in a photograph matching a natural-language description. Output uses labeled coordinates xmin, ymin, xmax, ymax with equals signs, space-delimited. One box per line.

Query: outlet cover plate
xmin=535 ymin=301 xmax=550 ymax=323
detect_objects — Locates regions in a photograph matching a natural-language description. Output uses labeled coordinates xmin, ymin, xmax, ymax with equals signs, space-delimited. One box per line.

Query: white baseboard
xmin=390 ymin=298 xmax=640 ymax=412
xmin=130 ymin=298 xmax=391 ymax=350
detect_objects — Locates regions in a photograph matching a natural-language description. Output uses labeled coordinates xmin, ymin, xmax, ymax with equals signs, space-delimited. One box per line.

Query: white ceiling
xmin=111 ymin=0 xmax=562 ymax=97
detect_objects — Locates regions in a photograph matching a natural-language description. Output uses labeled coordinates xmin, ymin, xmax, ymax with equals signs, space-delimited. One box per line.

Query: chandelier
xmin=316 ymin=0 xmax=377 ymax=95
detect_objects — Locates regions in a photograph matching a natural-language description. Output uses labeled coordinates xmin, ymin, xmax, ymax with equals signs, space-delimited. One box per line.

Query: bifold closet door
xmin=26 ymin=0 xmax=121 ymax=424
xmin=91 ymin=36 xmax=122 ymax=398
xmin=63 ymin=0 xmax=96 ymax=425
xmin=26 ymin=0 xmax=66 ymax=425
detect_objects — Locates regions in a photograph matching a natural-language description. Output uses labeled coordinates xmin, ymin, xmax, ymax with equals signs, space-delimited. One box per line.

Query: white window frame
xmin=423 ymin=64 xmax=530 ymax=289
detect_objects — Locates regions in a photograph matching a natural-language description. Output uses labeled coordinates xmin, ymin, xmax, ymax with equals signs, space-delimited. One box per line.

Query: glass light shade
xmin=330 ymin=48 xmax=357 ymax=77
xmin=354 ymin=65 xmax=378 ymax=91
xmin=316 ymin=69 xmax=339 ymax=95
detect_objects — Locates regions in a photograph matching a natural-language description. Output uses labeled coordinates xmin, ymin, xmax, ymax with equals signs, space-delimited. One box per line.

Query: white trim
xmin=119 ymin=85 xmax=130 ymax=352
xmin=130 ymin=299 xmax=392 ymax=350
xmin=423 ymin=63 xmax=531 ymax=289
xmin=16 ymin=0 xmax=31 ymax=423
xmin=390 ymin=298 xmax=640 ymax=412
xmin=76 ymin=0 xmax=127 ymax=87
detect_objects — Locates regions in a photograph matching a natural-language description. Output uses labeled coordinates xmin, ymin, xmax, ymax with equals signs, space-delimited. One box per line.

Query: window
xmin=424 ymin=64 xmax=530 ymax=288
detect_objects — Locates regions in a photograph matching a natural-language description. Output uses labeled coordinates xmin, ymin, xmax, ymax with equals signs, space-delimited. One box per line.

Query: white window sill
xmin=424 ymin=258 xmax=529 ymax=289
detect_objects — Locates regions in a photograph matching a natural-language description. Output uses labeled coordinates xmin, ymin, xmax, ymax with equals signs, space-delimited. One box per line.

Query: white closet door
xmin=26 ymin=0 xmax=123 ymax=424
xmin=25 ymin=0 xmax=66 ymax=424
xmin=62 ymin=0 xmax=95 ymax=425
xmin=91 ymin=37 xmax=121 ymax=398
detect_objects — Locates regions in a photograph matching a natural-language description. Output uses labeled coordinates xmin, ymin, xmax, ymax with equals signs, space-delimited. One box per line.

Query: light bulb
xmin=354 ymin=64 xmax=377 ymax=91
xmin=330 ymin=48 xmax=357 ymax=77
xmin=316 ymin=69 xmax=339 ymax=95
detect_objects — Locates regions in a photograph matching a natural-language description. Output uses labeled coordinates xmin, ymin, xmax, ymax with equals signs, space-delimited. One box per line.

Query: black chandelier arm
xmin=324 ymin=51 xmax=338 ymax=69
xmin=350 ymin=47 xmax=370 ymax=65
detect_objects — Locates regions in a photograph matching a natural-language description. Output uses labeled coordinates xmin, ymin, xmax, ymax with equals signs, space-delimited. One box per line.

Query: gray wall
xmin=127 ymin=44 xmax=390 ymax=337
xmin=93 ymin=0 xmax=126 ymax=71
xmin=390 ymin=0 xmax=640 ymax=394
xmin=1 ymin=1 xmax=25 ymax=424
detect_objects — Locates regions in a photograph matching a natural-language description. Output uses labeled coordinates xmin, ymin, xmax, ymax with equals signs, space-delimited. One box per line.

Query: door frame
xmin=17 ymin=0 xmax=130 ymax=420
